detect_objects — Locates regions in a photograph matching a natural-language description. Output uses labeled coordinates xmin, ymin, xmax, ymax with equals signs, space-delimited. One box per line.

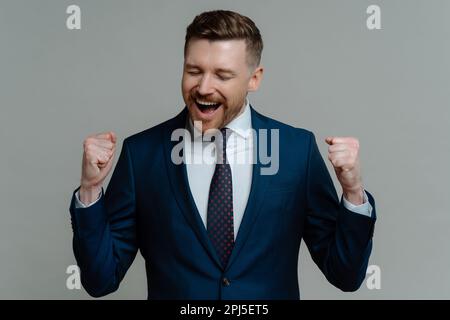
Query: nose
xmin=197 ymin=74 xmax=215 ymax=96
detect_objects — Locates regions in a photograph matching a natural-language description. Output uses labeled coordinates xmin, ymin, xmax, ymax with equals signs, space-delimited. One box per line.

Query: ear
xmin=247 ymin=66 xmax=264 ymax=92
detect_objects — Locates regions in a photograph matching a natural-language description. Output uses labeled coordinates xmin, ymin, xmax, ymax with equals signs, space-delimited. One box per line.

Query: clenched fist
xmin=79 ymin=132 xmax=116 ymax=205
xmin=325 ymin=136 xmax=364 ymax=205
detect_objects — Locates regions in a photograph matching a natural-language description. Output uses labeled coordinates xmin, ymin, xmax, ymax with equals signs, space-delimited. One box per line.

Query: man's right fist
xmin=79 ymin=132 xmax=116 ymax=205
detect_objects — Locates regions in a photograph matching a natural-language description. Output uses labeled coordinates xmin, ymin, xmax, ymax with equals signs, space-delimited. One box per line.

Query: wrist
xmin=79 ymin=184 xmax=102 ymax=205
xmin=343 ymin=186 xmax=364 ymax=205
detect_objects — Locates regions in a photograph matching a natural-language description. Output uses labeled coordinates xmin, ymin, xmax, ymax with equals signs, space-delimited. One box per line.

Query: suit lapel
xmin=225 ymin=106 xmax=272 ymax=271
xmin=163 ymin=107 xmax=223 ymax=269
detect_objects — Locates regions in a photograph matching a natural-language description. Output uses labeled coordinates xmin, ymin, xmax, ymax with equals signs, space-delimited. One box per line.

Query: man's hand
xmin=325 ymin=136 xmax=364 ymax=205
xmin=80 ymin=132 xmax=117 ymax=205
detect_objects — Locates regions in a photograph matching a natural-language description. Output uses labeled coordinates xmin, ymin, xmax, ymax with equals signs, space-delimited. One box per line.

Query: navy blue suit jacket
xmin=69 ymin=106 xmax=376 ymax=299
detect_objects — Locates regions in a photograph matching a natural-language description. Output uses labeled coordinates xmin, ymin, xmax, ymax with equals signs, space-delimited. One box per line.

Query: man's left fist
xmin=325 ymin=136 xmax=364 ymax=204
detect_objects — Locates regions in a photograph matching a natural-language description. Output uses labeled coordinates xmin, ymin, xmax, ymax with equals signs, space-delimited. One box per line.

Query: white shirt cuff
xmin=342 ymin=190 xmax=373 ymax=218
xmin=74 ymin=189 xmax=102 ymax=208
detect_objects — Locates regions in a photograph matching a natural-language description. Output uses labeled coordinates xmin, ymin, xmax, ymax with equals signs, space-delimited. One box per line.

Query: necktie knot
xmin=218 ymin=127 xmax=230 ymax=164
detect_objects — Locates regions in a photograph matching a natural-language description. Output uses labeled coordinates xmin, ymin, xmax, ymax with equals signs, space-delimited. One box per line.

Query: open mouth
xmin=195 ymin=99 xmax=222 ymax=114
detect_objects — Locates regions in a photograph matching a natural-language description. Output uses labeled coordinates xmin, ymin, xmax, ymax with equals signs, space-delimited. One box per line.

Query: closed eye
xmin=217 ymin=74 xmax=232 ymax=81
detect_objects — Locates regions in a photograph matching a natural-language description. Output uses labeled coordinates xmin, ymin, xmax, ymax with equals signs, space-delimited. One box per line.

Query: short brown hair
xmin=184 ymin=10 xmax=263 ymax=68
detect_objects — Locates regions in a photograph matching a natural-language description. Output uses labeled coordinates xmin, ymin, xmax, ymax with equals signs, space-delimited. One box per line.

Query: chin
xmin=188 ymin=105 xmax=225 ymax=131
xmin=199 ymin=120 xmax=222 ymax=132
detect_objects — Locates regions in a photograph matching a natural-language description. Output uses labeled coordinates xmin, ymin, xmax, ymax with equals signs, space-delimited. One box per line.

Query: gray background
xmin=1 ymin=0 xmax=449 ymax=299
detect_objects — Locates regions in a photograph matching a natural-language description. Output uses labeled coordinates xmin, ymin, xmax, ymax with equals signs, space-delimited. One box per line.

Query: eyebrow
xmin=185 ymin=64 xmax=237 ymax=76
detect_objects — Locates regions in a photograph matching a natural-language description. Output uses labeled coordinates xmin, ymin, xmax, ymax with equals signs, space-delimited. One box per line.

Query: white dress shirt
xmin=185 ymin=100 xmax=254 ymax=240
xmin=76 ymin=100 xmax=373 ymax=238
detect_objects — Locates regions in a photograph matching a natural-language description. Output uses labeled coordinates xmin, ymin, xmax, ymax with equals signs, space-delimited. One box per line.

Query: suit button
xmin=222 ymin=277 xmax=231 ymax=286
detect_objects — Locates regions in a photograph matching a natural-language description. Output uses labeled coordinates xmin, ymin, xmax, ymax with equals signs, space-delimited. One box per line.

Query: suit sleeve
xmin=69 ymin=139 xmax=138 ymax=297
xmin=303 ymin=132 xmax=376 ymax=292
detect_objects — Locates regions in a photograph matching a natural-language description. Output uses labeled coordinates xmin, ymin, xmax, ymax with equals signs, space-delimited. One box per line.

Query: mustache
xmin=191 ymin=94 xmax=223 ymax=104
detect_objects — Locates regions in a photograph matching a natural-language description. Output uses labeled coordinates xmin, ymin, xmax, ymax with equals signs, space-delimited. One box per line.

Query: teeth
xmin=196 ymin=99 xmax=220 ymax=106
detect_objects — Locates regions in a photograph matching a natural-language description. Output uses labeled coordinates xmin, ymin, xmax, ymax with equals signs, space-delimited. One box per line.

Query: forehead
xmin=185 ymin=38 xmax=248 ymax=69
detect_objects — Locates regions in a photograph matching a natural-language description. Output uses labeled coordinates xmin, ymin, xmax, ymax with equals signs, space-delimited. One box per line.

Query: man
xmin=70 ymin=10 xmax=376 ymax=299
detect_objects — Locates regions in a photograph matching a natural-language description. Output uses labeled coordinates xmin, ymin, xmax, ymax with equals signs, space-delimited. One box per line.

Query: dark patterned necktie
xmin=207 ymin=128 xmax=234 ymax=267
